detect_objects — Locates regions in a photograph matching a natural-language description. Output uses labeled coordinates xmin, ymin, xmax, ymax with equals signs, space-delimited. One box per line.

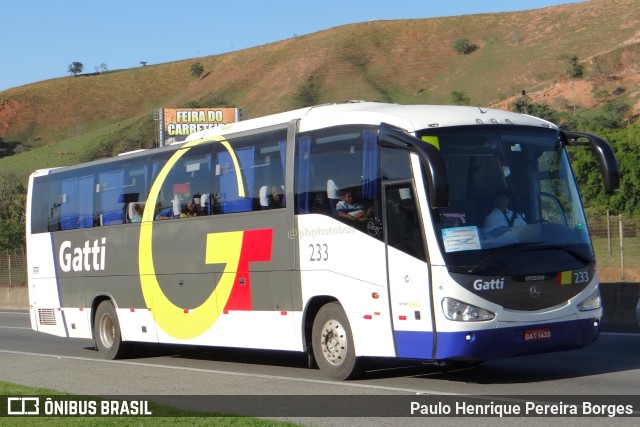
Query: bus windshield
xmin=418 ymin=126 xmax=593 ymax=275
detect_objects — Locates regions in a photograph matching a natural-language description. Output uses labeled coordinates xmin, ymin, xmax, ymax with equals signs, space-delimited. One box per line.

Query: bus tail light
xmin=442 ymin=297 xmax=495 ymax=322
xmin=577 ymin=288 xmax=601 ymax=311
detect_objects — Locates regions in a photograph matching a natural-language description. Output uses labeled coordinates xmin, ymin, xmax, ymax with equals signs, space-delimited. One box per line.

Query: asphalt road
xmin=1 ymin=310 xmax=639 ymax=426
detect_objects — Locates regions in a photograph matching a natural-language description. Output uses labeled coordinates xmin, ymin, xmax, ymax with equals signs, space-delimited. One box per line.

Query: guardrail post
xmin=619 ymin=214 xmax=624 ymax=282
xmin=7 ymin=252 xmax=11 ymax=289
xmin=607 ymin=210 xmax=611 ymax=255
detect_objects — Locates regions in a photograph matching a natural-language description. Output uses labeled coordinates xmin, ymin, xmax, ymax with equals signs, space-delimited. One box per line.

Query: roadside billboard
xmin=159 ymin=107 xmax=243 ymax=145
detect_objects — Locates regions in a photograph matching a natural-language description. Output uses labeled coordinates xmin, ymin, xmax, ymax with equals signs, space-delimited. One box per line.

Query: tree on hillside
xmin=96 ymin=63 xmax=108 ymax=73
xmin=191 ymin=62 xmax=204 ymax=78
xmin=294 ymin=73 xmax=322 ymax=108
xmin=568 ymin=125 xmax=640 ymax=216
xmin=565 ymin=54 xmax=584 ymax=79
xmin=606 ymin=126 xmax=640 ymax=216
xmin=577 ymin=100 xmax=630 ymax=131
xmin=453 ymin=38 xmax=477 ymax=55
xmin=511 ymin=95 xmax=533 ymax=114
xmin=0 ymin=173 xmax=26 ymax=251
xmin=450 ymin=90 xmax=470 ymax=106
xmin=510 ymin=96 xmax=559 ymax=124
xmin=67 ymin=62 xmax=84 ymax=77
xmin=558 ymin=54 xmax=585 ymax=114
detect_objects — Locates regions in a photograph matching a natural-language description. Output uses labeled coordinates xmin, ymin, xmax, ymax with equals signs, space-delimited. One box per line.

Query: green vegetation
xmin=453 ymin=38 xmax=478 ymax=55
xmin=564 ymin=54 xmax=584 ymax=79
xmin=0 ymin=381 xmax=300 ymax=426
xmin=293 ymin=71 xmax=323 ymax=108
xmin=0 ymin=173 xmax=25 ymax=251
xmin=569 ymin=124 xmax=640 ymax=217
xmin=510 ymin=95 xmax=560 ymax=124
xmin=67 ymin=62 xmax=84 ymax=77
xmin=190 ymin=62 xmax=204 ymax=78
xmin=450 ymin=90 xmax=471 ymax=106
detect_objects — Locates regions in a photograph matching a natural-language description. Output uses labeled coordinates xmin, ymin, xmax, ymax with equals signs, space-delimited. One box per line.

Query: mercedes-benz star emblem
xmin=530 ymin=285 xmax=541 ymax=298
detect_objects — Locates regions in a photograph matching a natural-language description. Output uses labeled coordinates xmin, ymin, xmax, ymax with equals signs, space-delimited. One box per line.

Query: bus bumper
xmin=395 ymin=316 xmax=601 ymax=361
xmin=432 ymin=316 xmax=601 ymax=361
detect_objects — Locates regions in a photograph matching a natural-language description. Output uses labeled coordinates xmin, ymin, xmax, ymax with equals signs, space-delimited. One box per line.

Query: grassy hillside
xmin=1 ymin=0 xmax=639 ymax=178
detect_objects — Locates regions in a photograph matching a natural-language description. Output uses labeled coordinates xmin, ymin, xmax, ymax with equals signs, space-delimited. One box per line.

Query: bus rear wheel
xmin=94 ymin=300 xmax=130 ymax=359
xmin=312 ymin=302 xmax=360 ymax=380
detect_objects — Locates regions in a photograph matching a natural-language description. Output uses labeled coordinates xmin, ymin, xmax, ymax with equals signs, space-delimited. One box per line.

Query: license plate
xmin=524 ymin=327 xmax=551 ymax=342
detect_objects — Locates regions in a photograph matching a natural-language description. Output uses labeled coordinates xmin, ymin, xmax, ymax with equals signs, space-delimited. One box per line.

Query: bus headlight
xmin=577 ymin=288 xmax=601 ymax=311
xmin=442 ymin=297 xmax=495 ymax=322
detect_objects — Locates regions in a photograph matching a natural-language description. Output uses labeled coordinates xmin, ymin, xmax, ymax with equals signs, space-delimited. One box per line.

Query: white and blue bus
xmin=26 ymin=102 xmax=619 ymax=379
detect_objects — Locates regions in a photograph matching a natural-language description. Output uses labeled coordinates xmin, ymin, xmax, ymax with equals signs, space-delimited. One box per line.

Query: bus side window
xmin=157 ymin=145 xmax=212 ymax=218
xmin=385 ymin=185 xmax=426 ymax=261
xmin=58 ymin=174 xmax=94 ymax=230
xmin=215 ymin=146 xmax=254 ymax=213
xmin=213 ymin=130 xmax=286 ymax=215
xmin=29 ymin=176 xmax=52 ymax=233
xmin=296 ymin=126 xmax=379 ymax=222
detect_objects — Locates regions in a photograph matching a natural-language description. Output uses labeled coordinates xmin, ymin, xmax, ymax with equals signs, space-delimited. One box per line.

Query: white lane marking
xmin=0 ymin=312 xmax=29 ymax=315
xmin=0 ymin=326 xmax=30 ymax=330
xmin=0 ymin=349 xmax=460 ymax=396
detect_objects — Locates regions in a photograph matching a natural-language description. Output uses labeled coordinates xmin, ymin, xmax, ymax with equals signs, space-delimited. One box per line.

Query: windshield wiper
xmin=467 ymin=242 xmax=534 ymax=274
xmin=525 ymin=244 xmax=594 ymax=265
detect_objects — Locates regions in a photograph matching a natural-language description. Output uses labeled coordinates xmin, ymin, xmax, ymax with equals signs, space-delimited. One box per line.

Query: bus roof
xmin=185 ymin=102 xmax=557 ymax=142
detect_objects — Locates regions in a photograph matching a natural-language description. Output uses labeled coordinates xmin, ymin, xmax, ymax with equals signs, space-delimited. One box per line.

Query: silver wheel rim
xmin=320 ymin=318 xmax=347 ymax=366
xmin=99 ymin=314 xmax=115 ymax=349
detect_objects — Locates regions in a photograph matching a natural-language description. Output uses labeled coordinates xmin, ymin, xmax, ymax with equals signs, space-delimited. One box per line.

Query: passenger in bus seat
xmin=155 ymin=204 xmax=175 ymax=220
xmin=268 ymin=185 xmax=284 ymax=209
xmin=130 ymin=203 xmax=142 ymax=223
xmin=336 ymin=190 xmax=373 ymax=222
xmin=180 ymin=201 xmax=199 ymax=218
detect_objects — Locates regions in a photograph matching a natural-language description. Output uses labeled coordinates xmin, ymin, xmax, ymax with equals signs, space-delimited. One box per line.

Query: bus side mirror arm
xmin=378 ymin=122 xmax=449 ymax=208
xmin=561 ymin=131 xmax=620 ymax=195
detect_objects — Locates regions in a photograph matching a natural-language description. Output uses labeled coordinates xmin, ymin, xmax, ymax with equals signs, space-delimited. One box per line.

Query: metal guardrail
xmin=0 ymin=252 xmax=27 ymax=287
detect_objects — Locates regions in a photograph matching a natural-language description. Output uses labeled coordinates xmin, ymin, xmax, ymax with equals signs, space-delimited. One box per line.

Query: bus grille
xmin=38 ymin=309 xmax=56 ymax=326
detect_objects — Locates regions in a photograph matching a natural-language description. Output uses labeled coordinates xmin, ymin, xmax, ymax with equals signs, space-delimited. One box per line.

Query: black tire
xmin=311 ymin=302 xmax=360 ymax=380
xmin=94 ymin=300 xmax=130 ymax=359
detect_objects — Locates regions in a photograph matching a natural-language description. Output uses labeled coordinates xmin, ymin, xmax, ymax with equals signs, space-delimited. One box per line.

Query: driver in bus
xmin=484 ymin=192 xmax=526 ymax=237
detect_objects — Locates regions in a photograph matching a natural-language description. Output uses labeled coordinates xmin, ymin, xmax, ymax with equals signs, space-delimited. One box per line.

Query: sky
xmin=1 ymin=0 xmax=585 ymax=92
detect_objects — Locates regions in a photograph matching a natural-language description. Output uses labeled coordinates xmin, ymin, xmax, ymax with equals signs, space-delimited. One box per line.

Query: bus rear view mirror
xmin=561 ymin=131 xmax=620 ymax=195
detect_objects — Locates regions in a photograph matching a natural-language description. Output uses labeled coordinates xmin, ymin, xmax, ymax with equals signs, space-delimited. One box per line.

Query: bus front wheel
xmin=94 ymin=300 xmax=130 ymax=359
xmin=312 ymin=302 xmax=360 ymax=380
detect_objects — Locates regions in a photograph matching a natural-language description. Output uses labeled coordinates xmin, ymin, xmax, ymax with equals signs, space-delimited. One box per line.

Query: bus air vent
xmin=38 ymin=309 xmax=57 ymax=326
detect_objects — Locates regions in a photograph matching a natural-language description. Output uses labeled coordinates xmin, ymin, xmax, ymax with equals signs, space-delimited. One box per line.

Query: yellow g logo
xmin=138 ymin=137 xmax=271 ymax=339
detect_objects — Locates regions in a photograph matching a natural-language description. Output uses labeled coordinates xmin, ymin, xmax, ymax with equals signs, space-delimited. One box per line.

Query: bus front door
xmin=383 ymin=181 xmax=435 ymax=360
